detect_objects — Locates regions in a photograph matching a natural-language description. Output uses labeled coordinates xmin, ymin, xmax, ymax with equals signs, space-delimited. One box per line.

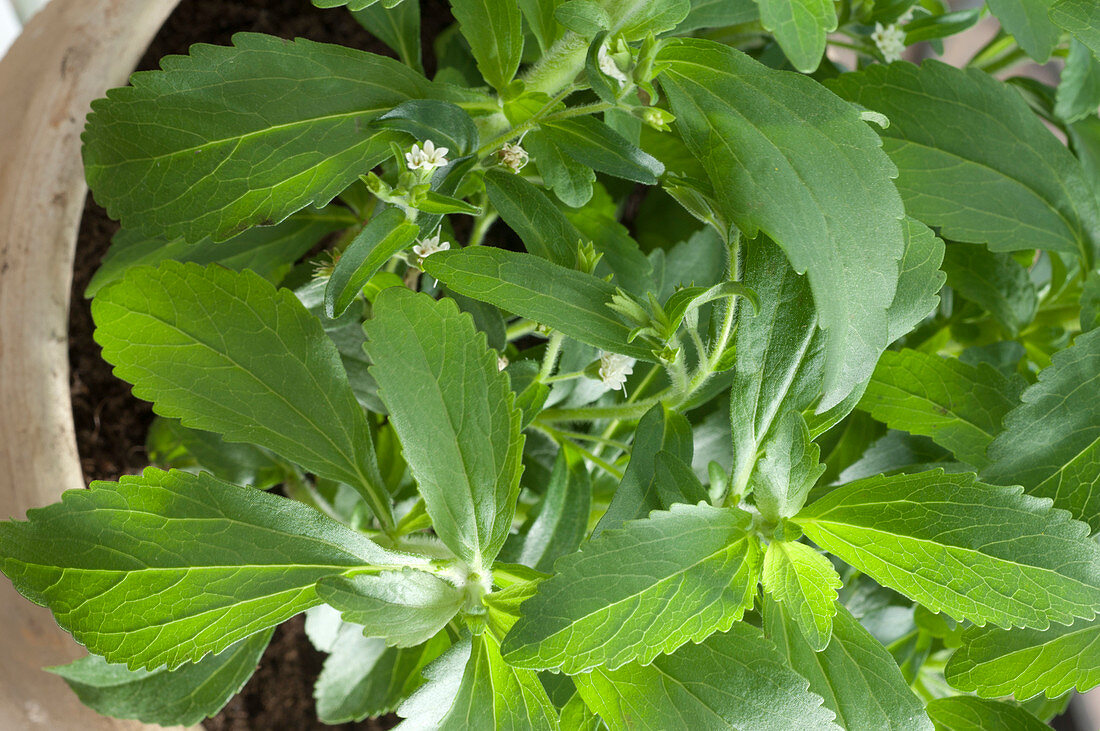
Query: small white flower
xmin=598 ymin=352 xmax=635 ymax=392
xmin=871 ymin=23 xmax=907 ymax=64
xmin=598 ymin=44 xmax=629 ymax=88
xmin=405 ymin=139 xmax=449 ymax=172
xmin=412 ymin=233 xmax=451 ymax=261
xmin=498 ymin=142 xmax=529 ymax=173
xmin=497 ymin=355 xmax=509 ymax=371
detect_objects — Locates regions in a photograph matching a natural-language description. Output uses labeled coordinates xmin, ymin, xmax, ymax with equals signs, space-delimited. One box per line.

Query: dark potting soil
xmin=70 ymin=1 xmax=454 ymax=728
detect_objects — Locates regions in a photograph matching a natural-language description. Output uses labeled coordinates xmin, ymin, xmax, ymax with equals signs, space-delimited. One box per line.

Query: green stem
xmin=468 ymin=205 xmax=498 ymax=247
xmin=538 ymin=331 xmax=566 ymax=381
xmin=534 ymin=424 xmax=625 ymax=478
xmin=506 ymin=319 xmax=540 ymax=341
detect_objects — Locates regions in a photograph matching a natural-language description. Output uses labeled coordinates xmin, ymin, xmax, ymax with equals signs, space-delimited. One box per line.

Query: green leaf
xmin=312 ymin=0 xmax=380 ymax=9
xmin=539 ymin=116 xmax=664 ymax=184
xmin=761 ymin=541 xmax=841 ymax=651
xmin=510 ymin=444 xmax=591 ymax=573
xmin=363 ymin=288 xmax=523 ymax=571
xmin=606 ymin=0 xmax=691 ymax=39
xmin=502 ymin=503 xmax=761 ymax=673
xmin=594 ymin=402 xmax=693 ymax=535
xmin=659 ymin=38 xmax=906 ymax=409
xmin=1082 ymin=271 xmax=1100 ymax=332
xmin=146 ymin=417 xmax=283 ymax=490
xmin=946 ymin=614 xmax=1100 ymax=699
xmin=315 ymin=626 xmax=447 ymax=724
xmin=730 ymin=235 xmax=824 ymax=496
xmin=886 ymin=218 xmax=946 ymax=342
xmin=766 ymin=600 xmax=934 ymax=731
xmin=376 ymin=100 xmax=479 ymax=156
xmin=519 ymin=0 xmax=564 ymax=51
xmin=317 ymin=569 xmax=464 ymax=647
xmin=483 ymin=168 xmax=579 ymax=265
xmin=755 ymin=0 xmax=837 ymax=73
xmin=827 ymin=60 xmax=1100 ymax=263
xmin=677 ymin=0 xmax=759 ymax=32
xmin=983 ymin=328 xmax=1100 ymax=532
xmin=573 ymin=623 xmax=840 ymax=731
xmin=422 ymin=247 xmax=655 ymax=360
xmin=92 ymin=262 xmax=393 ymax=527
xmin=48 ymin=630 xmax=271 ymax=726
xmin=858 ymin=349 xmax=1023 ymax=468
xmin=1050 ymin=0 xmax=1100 ymax=59
xmin=85 ymin=206 xmax=353 ymax=297
xmin=796 ymin=470 xmax=1100 ymax=629
xmin=84 ymin=34 xmax=437 ymax=242
xmin=353 ymin=1 xmax=423 ymax=72
xmin=527 ymin=127 xmax=596 ymax=207
xmin=987 ymin=0 xmax=1061 ymax=62
xmin=398 ymin=634 xmax=559 ymax=729
xmin=1056 ymin=40 xmax=1100 ymax=122
xmin=450 ymin=0 xmax=523 ymax=92
xmin=325 ymin=207 xmax=418 ymax=317
xmin=941 ymin=243 xmax=1038 ymax=336
xmin=752 ymin=410 xmax=825 ymax=521
xmin=0 ymin=469 xmax=413 ymax=669
xmin=563 ymin=181 xmax=654 ymax=296
xmin=926 ymin=696 xmax=1048 ymax=731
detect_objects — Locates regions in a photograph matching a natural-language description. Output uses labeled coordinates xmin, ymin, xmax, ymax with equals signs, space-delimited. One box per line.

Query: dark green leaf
xmin=563 ymin=181 xmax=654 ymax=296
xmin=887 ymin=218 xmax=946 ymax=342
xmin=93 ymin=262 xmax=393 ymax=526
xmin=945 ymin=614 xmax=1100 ymax=699
xmin=450 ymin=0 xmax=523 ymax=92
xmin=353 ymin=1 xmax=423 ymax=72
xmin=84 ymin=34 xmax=437 ymax=242
xmin=926 ymin=696 xmax=1048 ymax=731
xmin=85 ymin=206 xmax=354 ymax=297
xmin=317 ymin=569 xmax=464 ymax=647
xmin=527 ymin=127 xmax=596 ymax=207
xmin=942 ymin=243 xmax=1038 ymax=336
xmin=1050 ymin=0 xmax=1100 ymax=60
xmin=483 ymin=168 xmax=578 ymax=265
xmin=987 ymin=0 xmax=1061 ymax=62
xmin=766 ymin=600 xmax=933 ymax=731
xmin=828 ymin=61 xmax=1100 ymax=263
xmin=756 ymin=0 xmax=837 ymax=73
xmin=325 ymin=207 xmax=418 ymax=317
xmin=363 ymin=288 xmax=523 ymax=571
xmin=983 ymin=328 xmax=1100 ymax=532
xmin=660 ymin=38 xmax=906 ymax=409
xmin=574 ymin=623 xmax=840 ymax=730
xmin=677 ymin=0 xmax=758 ymax=32
xmin=422 ymin=247 xmax=656 ymax=360
xmin=539 ymin=116 xmax=664 ymax=184
xmin=376 ymin=100 xmax=479 ymax=155
xmin=0 ymin=469 xmax=413 ymax=669
xmin=502 ymin=504 xmax=761 ymax=673
xmin=48 ymin=630 xmax=273 ymax=726
xmin=519 ymin=0 xmax=564 ymax=51
xmin=761 ymin=540 xmax=841 ymax=651
xmin=511 ymin=444 xmax=591 ymax=573
xmin=858 ymin=349 xmax=1023 ymax=467
xmin=555 ymin=0 xmax=611 ymax=35
xmin=1056 ymin=40 xmax=1100 ymax=122
xmin=146 ymin=417 xmax=283 ymax=490
xmin=797 ymin=470 xmax=1100 ymax=629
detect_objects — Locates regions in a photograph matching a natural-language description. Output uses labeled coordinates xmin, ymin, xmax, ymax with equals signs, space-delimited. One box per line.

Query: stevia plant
xmin=3 ymin=0 xmax=1100 ymax=727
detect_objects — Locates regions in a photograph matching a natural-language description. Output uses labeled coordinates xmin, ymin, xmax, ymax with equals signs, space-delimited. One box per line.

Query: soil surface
xmin=70 ymin=1 xmax=452 ymax=727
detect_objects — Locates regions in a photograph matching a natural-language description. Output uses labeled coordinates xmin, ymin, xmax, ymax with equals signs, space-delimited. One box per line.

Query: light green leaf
xmin=510 ymin=444 xmax=591 ymax=573
xmin=858 ymin=349 xmax=1023 ymax=468
xmin=752 ymin=410 xmax=825 ymax=521
xmin=0 ymin=469 xmax=413 ymax=670
xmin=559 ymin=692 xmax=601 ymax=731
xmin=398 ymin=634 xmax=559 ymax=730
xmin=574 ymin=623 xmax=840 ymax=731
xmin=755 ymin=0 xmax=837 ymax=73
xmin=941 ymin=243 xmax=1038 ymax=336
xmin=946 ymin=614 xmax=1100 ymax=699
xmin=450 ymin=0 xmax=523 ymax=92
xmin=828 ymin=60 xmax=1100 ymax=263
xmin=555 ymin=0 xmax=611 ymax=35
xmin=539 ymin=116 xmax=664 ymax=184
xmin=363 ymin=288 xmax=523 ymax=571
xmin=353 ymin=1 xmax=423 ymax=72
xmin=926 ymin=696 xmax=1048 ymax=731
xmin=605 ymin=0 xmax=690 ymax=39
xmin=1050 ymin=0 xmax=1100 ymax=59
xmin=594 ymin=402 xmax=693 ymax=535
xmin=317 ymin=569 xmax=464 ymax=647
xmin=315 ymin=626 xmax=447 ymax=724
xmin=766 ymin=600 xmax=934 ymax=731
xmin=85 ymin=205 xmax=354 ymax=297
xmin=92 ymin=262 xmax=393 ymax=526
xmin=987 ymin=0 xmax=1061 ymax=62
xmin=483 ymin=169 xmax=579 ymax=265
xmin=422 ymin=247 xmax=656 ymax=360
xmin=762 ymin=541 xmax=841 ymax=651
xmin=48 ymin=630 xmax=272 ymax=726
xmin=659 ymin=38 xmax=906 ymax=409
xmin=84 ymin=34 xmax=437 ymax=242
xmin=887 ymin=218 xmax=946 ymax=342
xmin=1056 ymin=40 xmax=1100 ymax=122
xmin=325 ymin=207 xmax=419 ymax=317
xmin=502 ymin=503 xmax=761 ymax=673
xmin=797 ymin=470 xmax=1100 ymax=629
xmin=984 ymin=328 xmax=1100 ymax=529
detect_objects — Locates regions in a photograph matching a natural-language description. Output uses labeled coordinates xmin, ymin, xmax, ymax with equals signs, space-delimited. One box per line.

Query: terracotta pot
xmin=0 ymin=1 xmax=186 ymax=728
